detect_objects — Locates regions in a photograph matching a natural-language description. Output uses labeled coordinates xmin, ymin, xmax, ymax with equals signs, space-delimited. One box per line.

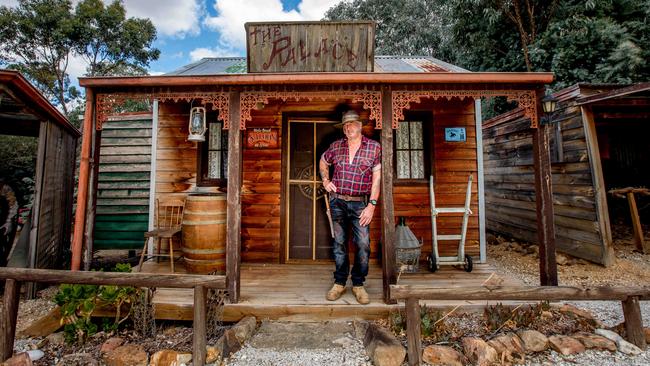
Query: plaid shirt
xmin=322 ymin=136 xmax=381 ymax=196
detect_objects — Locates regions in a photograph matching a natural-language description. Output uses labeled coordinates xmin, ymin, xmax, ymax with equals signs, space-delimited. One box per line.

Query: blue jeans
xmin=330 ymin=197 xmax=370 ymax=287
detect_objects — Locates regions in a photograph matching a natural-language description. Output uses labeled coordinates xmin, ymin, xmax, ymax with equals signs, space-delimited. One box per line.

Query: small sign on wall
xmin=444 ymin=127 xmax=466 ymax=142
xmin=246 ymin=128 xmax=279 ymax=148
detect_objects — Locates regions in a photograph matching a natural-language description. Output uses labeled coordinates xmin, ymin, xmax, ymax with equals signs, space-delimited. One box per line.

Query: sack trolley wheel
xmin=463 ymin=255 xmax=473 ymax=273
xmin=427 ymin=254 xmax=437 ymax=272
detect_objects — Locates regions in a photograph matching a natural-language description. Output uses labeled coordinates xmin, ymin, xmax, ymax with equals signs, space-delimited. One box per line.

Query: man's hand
xmin=0 ymin=223 xmax=12 ymax=236
xmin=359 ymin=204 xmax=375 ymax=227
xmin=323 ymin=179 xmax=337 ymax=193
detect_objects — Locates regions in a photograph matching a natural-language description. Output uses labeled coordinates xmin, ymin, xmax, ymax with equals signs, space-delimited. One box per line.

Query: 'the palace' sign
xmin=245 ymin=21 xmax=375 ymax=73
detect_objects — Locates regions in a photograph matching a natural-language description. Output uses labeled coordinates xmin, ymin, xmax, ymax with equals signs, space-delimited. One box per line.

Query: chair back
xmin=155 ymin=198 xmax=185 ymax=229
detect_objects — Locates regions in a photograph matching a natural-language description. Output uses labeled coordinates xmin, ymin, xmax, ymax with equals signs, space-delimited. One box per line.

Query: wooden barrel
xmin=181 ymin=194 xmax=227 ymax=274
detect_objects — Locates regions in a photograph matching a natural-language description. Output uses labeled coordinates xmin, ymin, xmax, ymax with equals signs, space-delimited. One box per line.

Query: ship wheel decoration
xmin=297 ymin=165 xmax=327 ymax=200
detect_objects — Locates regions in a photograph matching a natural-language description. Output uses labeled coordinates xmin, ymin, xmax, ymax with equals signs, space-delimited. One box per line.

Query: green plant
xmin=389 ymin=309 xmax=405 ymax=334
xmin=54 ymin=263 xmax=141 ymax=344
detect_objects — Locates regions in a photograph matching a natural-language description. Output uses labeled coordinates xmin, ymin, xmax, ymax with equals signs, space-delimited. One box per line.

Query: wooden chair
xmin=138 ymin=199 xmax=184 ymax=272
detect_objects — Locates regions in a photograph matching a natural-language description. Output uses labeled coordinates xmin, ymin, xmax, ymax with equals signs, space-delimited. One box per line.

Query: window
xmin=395 ymin=120 xmax=428 ymax=180
xmin=198 ymin=120 xmax=228 ymax=186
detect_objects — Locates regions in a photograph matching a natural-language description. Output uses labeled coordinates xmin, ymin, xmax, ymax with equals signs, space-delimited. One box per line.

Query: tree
xmin=0 ymin=0 xmax=78 ymax=115
xmin=324 ymin=0 xmax=454 ymax=61
xmin=73 ymin=0 xmax=159 ymax=77
xmin=0 ymin=0 xmax=160 ymax=116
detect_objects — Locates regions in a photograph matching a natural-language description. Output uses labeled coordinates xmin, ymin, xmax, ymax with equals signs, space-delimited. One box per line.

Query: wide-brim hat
xmin=334 ymin=110 xmax=362 ymax=128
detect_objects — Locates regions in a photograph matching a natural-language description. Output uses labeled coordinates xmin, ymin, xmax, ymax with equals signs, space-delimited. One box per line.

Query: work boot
xmin=352 ymin=286 xmax=370 ymax=305
xmin=326 ymin=283 xmax=346 ymax=301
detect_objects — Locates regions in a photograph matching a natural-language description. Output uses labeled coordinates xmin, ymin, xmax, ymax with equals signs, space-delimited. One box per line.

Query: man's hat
xmin=334 ymin=110 xmax=362 ymax=128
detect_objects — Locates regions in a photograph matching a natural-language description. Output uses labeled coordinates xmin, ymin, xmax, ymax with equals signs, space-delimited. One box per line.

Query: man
xmin=320 ymin=110 xmax=381 ymax=305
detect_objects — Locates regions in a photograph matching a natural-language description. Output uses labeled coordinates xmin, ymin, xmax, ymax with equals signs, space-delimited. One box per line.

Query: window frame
xmin=393 ymin=111 xmax=433 ymax=184
xmin=196 ymin=118 xmax=228 ymax=188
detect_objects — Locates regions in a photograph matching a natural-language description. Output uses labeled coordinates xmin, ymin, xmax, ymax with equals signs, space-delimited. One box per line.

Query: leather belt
xmin=329 ymin=192 xmax=367 ymax=202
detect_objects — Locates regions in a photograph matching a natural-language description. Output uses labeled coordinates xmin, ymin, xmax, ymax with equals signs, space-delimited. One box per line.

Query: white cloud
xmin=65 ymin=54 xmax=89 ymax=84
xmin=204 ymin=0 xmax=342 ymax=51
xmin=0 ymin=0 xmax=18 ymax=7
xmin=189 ymin=46 xmax=238 ymax=62
xmin=148 ymin=71 xmax=165 ymax=76
xmin=121 ymin=0 xmax=203 ymax=38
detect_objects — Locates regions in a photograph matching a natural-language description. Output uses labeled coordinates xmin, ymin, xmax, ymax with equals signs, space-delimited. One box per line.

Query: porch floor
xmin=138 ymin=260 xmax=523 ymax=322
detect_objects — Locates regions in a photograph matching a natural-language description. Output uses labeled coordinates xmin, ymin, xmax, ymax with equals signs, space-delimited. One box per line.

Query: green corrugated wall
xmin=94 ymin=114 xmax=152 ymax=250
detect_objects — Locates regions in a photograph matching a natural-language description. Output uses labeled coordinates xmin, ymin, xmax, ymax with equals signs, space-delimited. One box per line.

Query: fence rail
xmin=390 ymin=284 xmax=649 ymax=366
xmin=0 ymin=268 xmax=227 ymax=364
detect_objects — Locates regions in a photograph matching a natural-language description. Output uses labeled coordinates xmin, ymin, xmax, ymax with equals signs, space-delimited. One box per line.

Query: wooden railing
xmin=390 ymin=285 xmax=650 ymax=366
xmin=0 ymin=268 xmax=226 ymax=365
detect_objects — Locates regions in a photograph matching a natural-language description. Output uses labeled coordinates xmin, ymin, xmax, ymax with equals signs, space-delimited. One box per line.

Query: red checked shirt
xmin=321 ymin=136 xmax=381 ymax=196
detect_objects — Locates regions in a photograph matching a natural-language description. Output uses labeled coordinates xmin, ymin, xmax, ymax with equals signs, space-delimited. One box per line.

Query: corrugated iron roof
xmin=165 ymin=55 xmax=468 ymax=76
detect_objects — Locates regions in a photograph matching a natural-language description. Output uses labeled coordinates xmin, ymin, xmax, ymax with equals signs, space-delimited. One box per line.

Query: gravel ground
xmin=225 ymin=322 xmax=372 ymax=366
xmin=487 ymin=231 xmax=650 ymax=366
xmin=226 ymin=343 xmax=372 ymax=366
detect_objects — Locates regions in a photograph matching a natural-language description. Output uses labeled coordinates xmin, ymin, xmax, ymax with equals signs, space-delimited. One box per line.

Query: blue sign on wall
xmin=444 ymin=127 xmax=466 ymax=142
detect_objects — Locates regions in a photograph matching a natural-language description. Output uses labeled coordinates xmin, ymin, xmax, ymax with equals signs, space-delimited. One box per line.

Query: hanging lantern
xmin=541 ymin=94 xmax=558 ymax=114
xmin=188 ymin=106 xmax=206 ymax=142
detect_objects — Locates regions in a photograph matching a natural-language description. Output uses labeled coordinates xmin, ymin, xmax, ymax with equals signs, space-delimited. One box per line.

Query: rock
xmin=17 ymin=307 xmax=63 ymax=338
xmin=100 ymin=337 xmax=125 ymax=354
xmin=556 ymin=253 xmax=569 ymax=265
xmin=149 ymin=350 xmax=192 ymax=366
xmin=422 ymin=345 xmax=465 ymax=366
xmin=353 ymin=320 xmax=369 ymax=340
xmin=496 ymin=235 xmax=506 ymax=244
xmin=559 ymin=304 xmax=602 ymax=327
xmin=595 ymin=329 xmax=643 ymax=355
xmin=572 ymin=332 xmax=616 ymax=352
xmin=548 ymin=335 xmax=585 ymax=355
xmin=55 ymin=353 xmax=99 ymax=366
xmin=486 ymin=232 xmax=498 ymax=244
xmin=46 ymin=332 xmax=66 ymax=347
xmin=487 ymin=333 xmax=525 ymax=364
xmin=462 ymin=337 xmax=498 ymax=366
xmin=363 ymin=323 xmax=406 ymax=366
xmin=2 ymin=352 xmax=32 ymax=366
xmin=221 ymin=316 xmax=257 ymax=357
xmin=232 ymin=316 xmax=257 ymax=344
xmin=540 ymin=311 xmax=554 ymax=321
xmin=206 ymin=338 xmax=224 ymax=365
xmin=333 ymin=336 xmax=356 ymax=347
xmin=25 ymin=350 xmax=44 ymax=361
xmin=102 ymin=344 xmax=148 ymax=366
xmin=516 ymin=330 xmax=548 ymax=353
xmin=511 ymin=243 xmax=523 ymax=253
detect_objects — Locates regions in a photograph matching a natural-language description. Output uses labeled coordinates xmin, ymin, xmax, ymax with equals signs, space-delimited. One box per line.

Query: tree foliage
xmin=324 ymin=0 xmax=455 ymax=61
xmin=325 ymin=0 xmax=650 ymax=90
xmin=0 ymin=0 xmax=160 ymax=116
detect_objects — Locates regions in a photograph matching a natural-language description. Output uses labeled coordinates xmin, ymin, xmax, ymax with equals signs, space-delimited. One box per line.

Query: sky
xmin=0 ymin=0 xmax=344 ymax=80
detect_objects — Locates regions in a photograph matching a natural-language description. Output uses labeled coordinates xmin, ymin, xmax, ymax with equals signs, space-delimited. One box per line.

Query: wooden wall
xmin=95 ymin=113 xmax=153 ymax=250
xmin=33 ymin=120 xmax=77 ymax=269
xmin=396 ymin=99 xmax=480 ymax=260
xmin=482 ymin=97 xmax=610 ymax=264
xmin=155 ymin=102 xmax=223 ymax=204
xmin=154 ymin=97 xmax=481 ymax=264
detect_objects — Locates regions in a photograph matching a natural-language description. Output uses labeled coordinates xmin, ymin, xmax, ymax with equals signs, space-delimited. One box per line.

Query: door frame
xmin=280 ymin=116 xmax=339 ymax=264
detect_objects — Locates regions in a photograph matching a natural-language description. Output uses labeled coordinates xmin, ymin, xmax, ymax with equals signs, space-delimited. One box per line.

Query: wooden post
xmin=626 ymin=192 xmax=648 ymax=254
xmin=380 ymin=87 xmax=397 ymax=304
xmin=71 ymin=89 xmax=95 ymax=271
xmin=622 ymin=296 xmax=646 ymax=349
xmin=405 ymin=297 xmax=421 ymax=366
xmin=532 ymin=90 xmax=558 ymax=286
xmin=226 ymin=91 xmax=242 ymax=303
xmin=1 ymin=279 xmax=21 ymax=361
xmin=193 ymin=285 xmax=207 ymax=364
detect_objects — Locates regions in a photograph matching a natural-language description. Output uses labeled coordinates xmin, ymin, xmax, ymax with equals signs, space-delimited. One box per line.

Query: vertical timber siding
xmin=95 ymin=113 xmax=153 ymax=250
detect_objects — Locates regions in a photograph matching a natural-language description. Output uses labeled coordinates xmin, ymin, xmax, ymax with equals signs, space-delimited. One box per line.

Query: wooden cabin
xmin=73 ymin=22 xmax=554 ymax=308
xmin=0 ymin=70 xmax=79 ymax=287
xmin=483 ymin=82 xmax=650 ymax=266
